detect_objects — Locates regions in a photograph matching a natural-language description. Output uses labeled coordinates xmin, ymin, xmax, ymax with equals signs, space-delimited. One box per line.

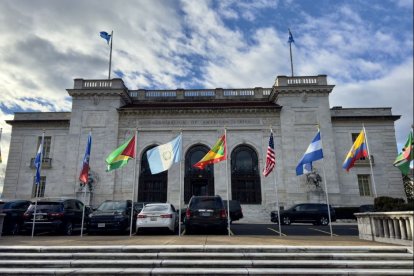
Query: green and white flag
xmin=393 ymin=131 xmax=413 ymax=176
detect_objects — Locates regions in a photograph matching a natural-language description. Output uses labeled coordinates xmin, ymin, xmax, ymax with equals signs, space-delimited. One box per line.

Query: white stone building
xmin=2 ymin=75 xmax=405 ymax=220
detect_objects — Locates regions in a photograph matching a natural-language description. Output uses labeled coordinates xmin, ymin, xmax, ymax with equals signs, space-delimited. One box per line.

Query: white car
xmin=136 ymin=203 xmax=178 ymax=234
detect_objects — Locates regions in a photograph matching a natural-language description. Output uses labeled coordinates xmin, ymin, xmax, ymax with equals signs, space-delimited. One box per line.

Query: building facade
xmin=2 ymin=75 xmax=405 ymax=220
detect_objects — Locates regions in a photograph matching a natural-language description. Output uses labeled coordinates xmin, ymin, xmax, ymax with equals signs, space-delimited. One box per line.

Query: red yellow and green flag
xmin=193 ymin=134 xmax=226 ymax=170
xmin=106 ymin=135 xmax=136 ymax=172
xmin=393 ymin=130 xmax=413 ymax=176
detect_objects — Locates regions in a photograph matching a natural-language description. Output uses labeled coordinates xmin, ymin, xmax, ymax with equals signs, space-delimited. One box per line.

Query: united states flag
xmin=263 ymin=132 xmax=275 ymax=177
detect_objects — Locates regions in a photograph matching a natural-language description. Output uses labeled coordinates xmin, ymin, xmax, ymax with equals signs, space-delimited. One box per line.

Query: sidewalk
xmin=0 ymin=234 xmax=396 ymax=247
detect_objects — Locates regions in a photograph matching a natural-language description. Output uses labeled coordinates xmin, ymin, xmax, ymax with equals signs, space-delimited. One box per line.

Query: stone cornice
xmin=331 ymin=115 xmax=401 ymax=122
xmin=118 ymin=106 xmax=281 ymax=116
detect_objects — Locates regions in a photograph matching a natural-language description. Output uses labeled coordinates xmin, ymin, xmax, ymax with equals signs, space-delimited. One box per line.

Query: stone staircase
xmin=0 ymin=245 xmax=412 ymax=275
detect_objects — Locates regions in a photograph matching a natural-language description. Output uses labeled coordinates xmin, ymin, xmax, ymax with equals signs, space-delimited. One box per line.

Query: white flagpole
xmin=31 ymin=131 xmax=45 ymax=238
xmin=318 ymin=127 xmax=333 ymax=237
xmin=178 ymin=130 xmax=183 ymax=236
xmin=270 ymin=128 xmax=282 ymax=236
xmin=225 ymin=128 xmax=231 ymax=236
xmin=363 ymin=124 xmax=377 ymax=198
xmin=80 ymin=130 xmax=91 ymax=237
xmin=130 ymin=129 xmax=138 ymax=236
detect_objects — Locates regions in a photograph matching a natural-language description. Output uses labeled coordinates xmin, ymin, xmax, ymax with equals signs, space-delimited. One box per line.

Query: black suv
xmin=223 ymin=200 xmax=243 ymax=223
xmin=271 ymin=203 xmax=336 ymax=226
xmin=88 ymin=200 xmax=137 ymax=234
xmin=22 ymin=198 xmax=89 ymax=235
xmin=0 ymin=199 xmax=31 ymax=235
xmin=185 ymin=195 xmax=227 ymax=234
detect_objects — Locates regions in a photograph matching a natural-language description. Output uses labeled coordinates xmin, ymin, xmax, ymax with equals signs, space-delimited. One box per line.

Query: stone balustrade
xmin=355 ymin=211 xmax=413 ymax=246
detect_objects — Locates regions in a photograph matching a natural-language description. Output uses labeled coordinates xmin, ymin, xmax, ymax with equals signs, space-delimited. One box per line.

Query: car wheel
xmin=64 ymin=222 xmax=73 ymax=236
xmin=282 ymin=216 xmax=291 ymax=225
xmin=319 ymin=216 xmax=329 ymax=226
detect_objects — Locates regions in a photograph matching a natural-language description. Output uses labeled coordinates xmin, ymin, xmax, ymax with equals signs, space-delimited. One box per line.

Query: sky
xmin=0 ymin=0 xmax=413 ymax=193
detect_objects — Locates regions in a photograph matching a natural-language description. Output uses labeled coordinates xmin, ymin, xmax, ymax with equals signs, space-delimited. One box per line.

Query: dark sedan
xmin=88 ymin=200 xmax=137 ymax=234
xmin=0 ymin=199 xmax=31 ymax=235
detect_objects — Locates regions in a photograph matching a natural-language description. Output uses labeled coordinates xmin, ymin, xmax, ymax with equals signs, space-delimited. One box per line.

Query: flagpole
xmin=288 ymin=28 xmax=294 ymax=77
xmin=317 ymin=126 xmax=333 ymax=237
xmin=108 ymin=30 xmax=113 ymax=80
xmin=32 ymin=131 xmax=45 ymax=238
xmin=178 ymin=130 xmax=183 ymax=236
xmin=129 ymin=129 xmax=138 ymax=237
xmin=225 ymin=128 xmax=231 ymax=236
xmin=362 ymin=124 xmax=377 ymax=198
xmin=270 ymin=128 xmax=282 ymax=236
xmin=80 ymin=130 xmax=92 ymax=237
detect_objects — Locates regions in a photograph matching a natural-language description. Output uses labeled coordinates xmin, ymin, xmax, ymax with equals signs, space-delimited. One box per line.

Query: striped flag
xmin=263 ymin=132 xmax=275 ymax=177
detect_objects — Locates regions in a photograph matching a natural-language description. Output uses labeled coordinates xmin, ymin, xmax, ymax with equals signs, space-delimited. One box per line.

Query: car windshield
xmin=27 ymin=202 xmax=62 ymax=212
xmin=3 ymin=201 xmax=25 ymax=209
xmin=191 ymin=197 xmax=223 ymax=209
xmin=97 ymin=201 xmax=127 ymax=211
xmin=143 ymin=205 xmax=168 ymax=212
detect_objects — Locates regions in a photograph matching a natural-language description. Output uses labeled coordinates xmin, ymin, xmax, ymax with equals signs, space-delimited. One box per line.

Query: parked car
xmin=22 ymin=197 xmax=89 ymax=235
xmin=359 ymin=204 xmax=374 ymax=213
xmin=0 ymin=199 xmax=31 ymax=235
xmin=223 ymin=200 xmax=243 ymax=223
xmin=270 ymin=203 xmax=336 ymax=226
xmin=136 ymin=203 xmax=178 ymax=234
xmin=185 ymin=195 xmax=227 ymax=234
xmin=88 ymin=200 xmax=136 ymax=234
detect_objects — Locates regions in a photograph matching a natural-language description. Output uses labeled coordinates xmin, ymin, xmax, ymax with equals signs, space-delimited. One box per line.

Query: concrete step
xmin=0 ymin=267 xmax=413 ymax=275
xmin=0 ymin=252 xmax=412 ymax=260
xmin=0 ymin=259 xmax=412 ymax=269
xmin=0 ymin=245 xmax=411 ymax=275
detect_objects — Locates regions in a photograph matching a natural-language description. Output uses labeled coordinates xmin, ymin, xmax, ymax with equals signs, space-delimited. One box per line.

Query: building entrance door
xmin=191 ymin=179 xmax=209 ymax=197
xmin=184 ymin=145 xmax=214 ymax=203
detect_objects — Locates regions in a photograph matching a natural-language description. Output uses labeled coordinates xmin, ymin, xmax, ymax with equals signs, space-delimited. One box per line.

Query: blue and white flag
xmin=147 ymin=135 xmax=182 ymax=174
xmin=288 ymin=29 xmax=295 ymax=44
xmin=34 ymin=142 xmax=43 ymax=185
xmin=296 ymin=131 xmax=323 ymax=175
xmin=100 ymin=31 xmax=111 ymax=44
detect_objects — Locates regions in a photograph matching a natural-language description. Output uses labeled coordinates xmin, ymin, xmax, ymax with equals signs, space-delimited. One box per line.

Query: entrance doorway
xmin=184 ymin=145 xmax=214 ymax=203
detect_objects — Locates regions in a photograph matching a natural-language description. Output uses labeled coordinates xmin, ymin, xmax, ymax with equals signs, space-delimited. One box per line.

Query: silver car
xmin=136 ymin=203 xmax=178 ymax=234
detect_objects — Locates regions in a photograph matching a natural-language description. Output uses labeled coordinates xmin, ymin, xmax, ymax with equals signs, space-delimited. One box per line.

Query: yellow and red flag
xmin=193 ymin=134 xmax=226 ymax=170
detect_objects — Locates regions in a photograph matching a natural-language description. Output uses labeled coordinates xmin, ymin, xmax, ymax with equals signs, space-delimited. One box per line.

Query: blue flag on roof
xmin=100 ymin=31 xmax=111 ymax=44
xmin=288 ymin=29 xmax=294 ymax=44
xmin=296 ymin=131 xmax=323 ymax=176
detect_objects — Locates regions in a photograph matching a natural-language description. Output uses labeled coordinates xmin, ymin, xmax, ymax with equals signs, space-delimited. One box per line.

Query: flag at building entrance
xmin=105 ymin=135 xmax=136 ymax=171
xmin=79 ymin=132 xmax=92 ymax=183
xmin=394 ymin=130 xmax=413 ymax=176
xmin=147 ymin=135 xmax=182 ymax=174
xmin=296 ymin=131 xmax=323 ymax=176
xmin=263 ymin=132 xmax=275 ymax=177
xmin=342 ymin=129 xmax=368 ymax=172
xmin=193 ymin=134 xmax=226 ymax=170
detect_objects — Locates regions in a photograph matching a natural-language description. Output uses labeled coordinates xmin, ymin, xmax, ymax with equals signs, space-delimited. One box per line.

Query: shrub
xmin=374 ymin=196 xmax=413 ymax=211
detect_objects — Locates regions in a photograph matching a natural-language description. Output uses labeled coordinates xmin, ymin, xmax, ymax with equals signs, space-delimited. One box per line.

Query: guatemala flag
xmin=296 ymin=131 xmax=323 ymax=176
xmin=147 ymin=135 xmax=182 ymax=174
xmin=34 ymin=142 xmax=43 ymax=185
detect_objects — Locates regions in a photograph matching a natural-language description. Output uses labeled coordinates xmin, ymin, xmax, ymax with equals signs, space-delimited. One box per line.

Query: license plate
xmin=200 ymin=212 xmax=211 ymax=217
xmin=98 ymin=223 xmax=105 ymax=228
xmin=150 ymin=217 xmax=157 ymax=221
xmin=36 ymin=215 xmax=44 ymax=220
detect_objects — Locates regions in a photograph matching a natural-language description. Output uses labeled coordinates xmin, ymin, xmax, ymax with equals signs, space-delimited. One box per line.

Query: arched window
xmin=184 ymin=145 xmax=214 ymax=203
xmin=231 ymin=145 xmax=261 ymax=204
xmin=138 ymin=145 xmax=168 ymax=203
